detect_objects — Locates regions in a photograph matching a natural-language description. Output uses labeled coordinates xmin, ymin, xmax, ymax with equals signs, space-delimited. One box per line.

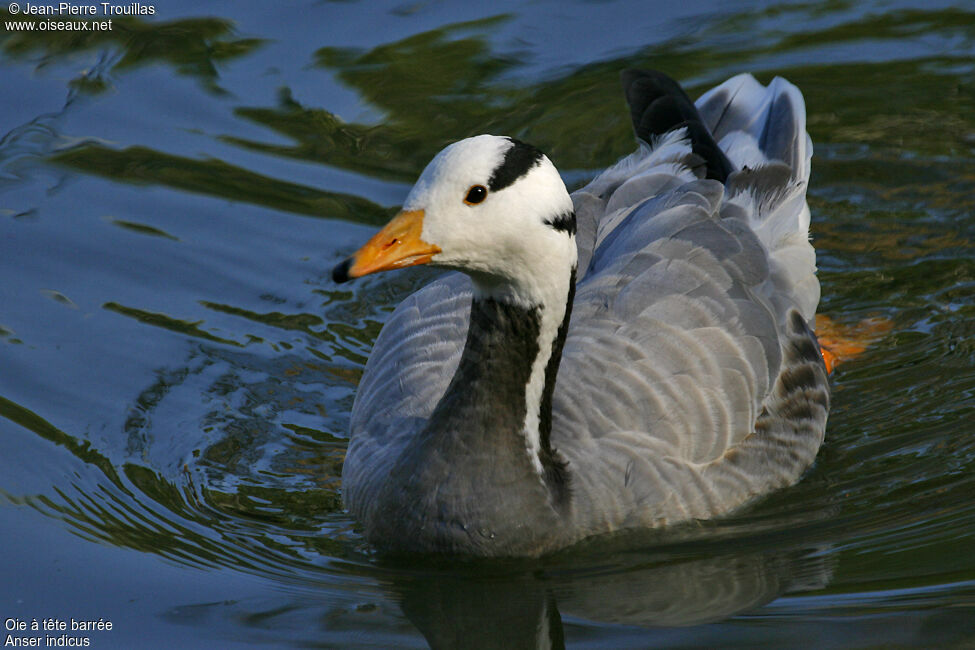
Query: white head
xmin=333 ymin=135 xmax=577 ymax=307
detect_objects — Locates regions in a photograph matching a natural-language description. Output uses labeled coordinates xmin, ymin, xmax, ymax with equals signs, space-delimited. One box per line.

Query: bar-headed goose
xmin=333 ymin=70 xmax=828 ymax=557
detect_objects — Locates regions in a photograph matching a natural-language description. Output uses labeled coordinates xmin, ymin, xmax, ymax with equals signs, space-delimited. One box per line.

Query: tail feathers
xmin=585 ymin=70 xmax=820 ymax=328
xmin=693 ymin=72 xmax=818 ymax=326
xmin=696 ymin=74 xmax=811 ymax=182
xmin=621 ymin=69 xmax=734 ymax=183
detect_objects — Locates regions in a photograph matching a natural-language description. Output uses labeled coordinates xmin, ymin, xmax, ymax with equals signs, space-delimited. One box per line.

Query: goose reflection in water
xmin=161 ymin=542 xmax=831 ymax=647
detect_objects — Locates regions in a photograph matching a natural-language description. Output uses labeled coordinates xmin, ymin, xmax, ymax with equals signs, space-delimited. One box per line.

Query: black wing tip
xmin=621 ymin=68 xmax=683 ymax=94
xmin=620 ymin=68 xmax=734 ymax=183
xmin=332 ymin=258 xmax=353 ymax=283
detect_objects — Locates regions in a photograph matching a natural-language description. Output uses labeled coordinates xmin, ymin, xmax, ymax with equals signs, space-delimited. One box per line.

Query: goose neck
xmin=425 ymin=266 xmax=576 ymax=499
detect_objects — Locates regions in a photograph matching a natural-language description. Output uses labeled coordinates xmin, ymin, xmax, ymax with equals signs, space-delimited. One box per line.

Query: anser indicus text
xmin=333 ymin=70 xmax=829 ymax=557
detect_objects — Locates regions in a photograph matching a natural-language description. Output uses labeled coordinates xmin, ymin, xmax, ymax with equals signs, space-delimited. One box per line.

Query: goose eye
xmin=463 ymin=185 xmax=488 ymax=205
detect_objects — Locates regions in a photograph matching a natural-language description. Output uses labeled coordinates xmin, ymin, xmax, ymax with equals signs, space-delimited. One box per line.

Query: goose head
xmin=332 ymin=135 xmax=577 ymax=306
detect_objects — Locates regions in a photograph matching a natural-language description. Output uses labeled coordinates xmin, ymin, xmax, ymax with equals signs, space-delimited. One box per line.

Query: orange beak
xmin=332 ymin=209 xmax=441 ymax=283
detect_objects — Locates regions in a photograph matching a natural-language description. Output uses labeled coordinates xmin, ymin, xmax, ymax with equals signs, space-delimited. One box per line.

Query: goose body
xmin=334 ymin=70 xmax=829 ymax=557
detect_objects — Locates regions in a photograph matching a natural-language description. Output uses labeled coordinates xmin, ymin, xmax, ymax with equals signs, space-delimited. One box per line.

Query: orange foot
xmin=815 ymin=314 xmax=893 ymax=374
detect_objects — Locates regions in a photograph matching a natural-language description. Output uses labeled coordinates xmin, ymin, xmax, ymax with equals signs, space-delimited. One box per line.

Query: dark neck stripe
xmin=424 ymin=279 xmax=574 ymax=507
xmin=426 ymin=297 xmax=541 ymax=448
xmin=537 ymin=266 xmax=574 ymax=506
xmin=488 ymin=138 xmax=544 ymax=192
xmin=544 ymin=210 xmax=576 ymax=235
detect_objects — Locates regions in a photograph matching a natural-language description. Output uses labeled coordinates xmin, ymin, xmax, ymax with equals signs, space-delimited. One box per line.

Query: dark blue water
xmin=2 ymin=0 xmax=974 ymax=647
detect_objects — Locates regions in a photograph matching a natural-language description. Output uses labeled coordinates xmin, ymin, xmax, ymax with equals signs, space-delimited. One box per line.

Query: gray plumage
xmin=341 ymin=72 xmax=828 ymax=556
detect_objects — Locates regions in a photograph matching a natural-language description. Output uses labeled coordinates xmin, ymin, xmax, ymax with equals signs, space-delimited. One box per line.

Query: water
xmin=1 ymin=0 xmax=973 ymax=647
